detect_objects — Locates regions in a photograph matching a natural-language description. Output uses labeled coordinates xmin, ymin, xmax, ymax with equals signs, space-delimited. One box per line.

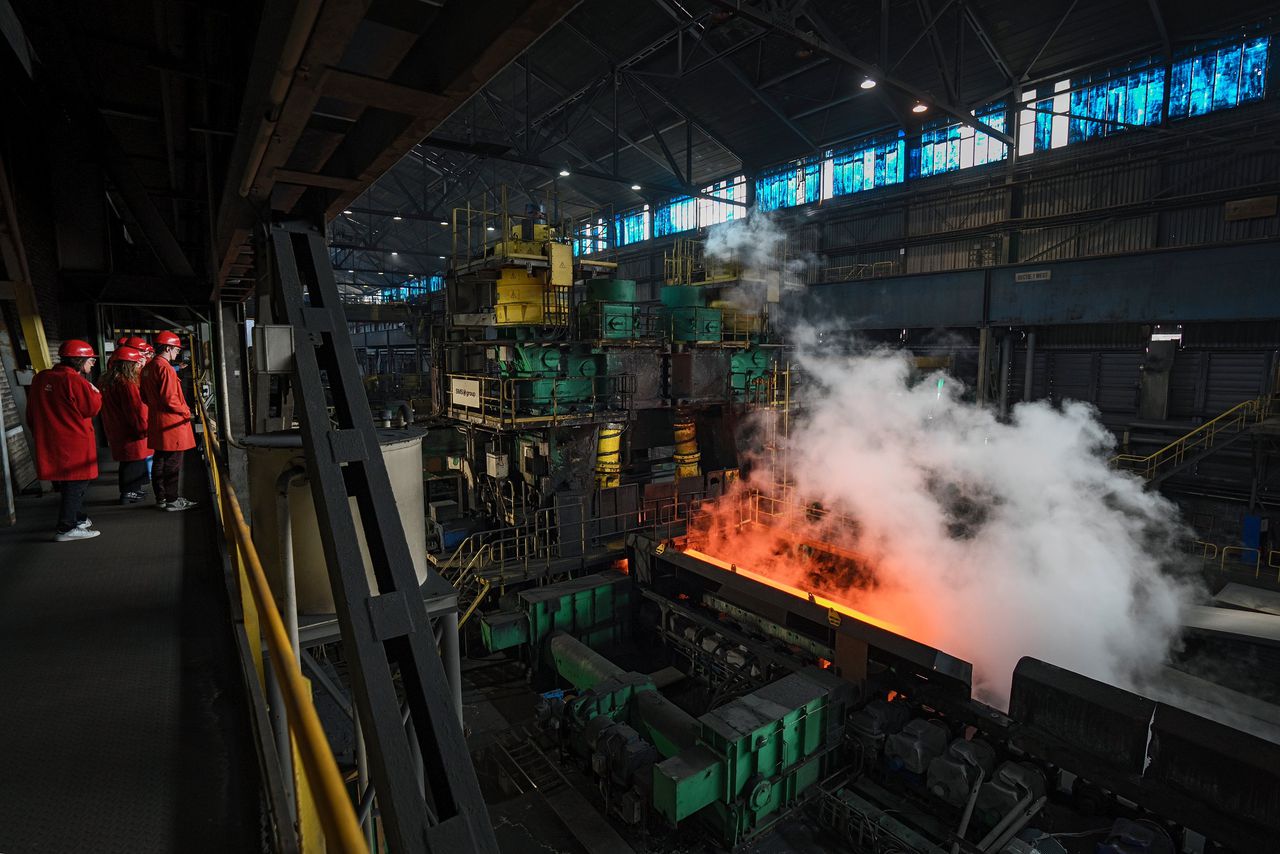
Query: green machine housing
xmin=578 ymin=278 xmax=642 ymax=341
xmin=660 ymin=285 xmax=723 ymax=344
xmin=497 ymin=342 xmax=613 ymax=415
xmin=481 ymin=570 xmax=630 ymax=654
xmin=651 ymin=668 xmax=854 ymax=846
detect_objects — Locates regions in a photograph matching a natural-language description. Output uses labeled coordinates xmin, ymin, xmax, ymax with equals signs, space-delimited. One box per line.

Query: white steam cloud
xmin=696 ymin=211 xmax=1200 ymax=709
xmin=703 ymin=213 xmax=809 ymax=312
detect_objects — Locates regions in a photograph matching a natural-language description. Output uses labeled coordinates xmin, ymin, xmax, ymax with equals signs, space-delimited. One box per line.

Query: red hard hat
xmin=154 ymin=330 xmax=183 ymax=348
xmin=110 ymin=346 xmax=146 ymax=365
xmin=125 ymin=336 xmax=150 ymax=350
xmin=58 ymin=339 xmax=97 ymax=358
xmin=116 ymin=335 xmax=130 ymax=346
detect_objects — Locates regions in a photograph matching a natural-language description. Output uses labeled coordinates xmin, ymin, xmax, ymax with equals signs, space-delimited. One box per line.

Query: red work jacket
xmin=140 ymin=356 xmax=195 ymax=452
xmin=101 ymin=379 xmax=151 ymax=461
xmin=27 ymin=363 xmax=102 ymax=481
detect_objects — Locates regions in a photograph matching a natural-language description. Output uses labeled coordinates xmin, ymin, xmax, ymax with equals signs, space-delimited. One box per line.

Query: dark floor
xmin=0 ymin=456 xmax=264 ymax=853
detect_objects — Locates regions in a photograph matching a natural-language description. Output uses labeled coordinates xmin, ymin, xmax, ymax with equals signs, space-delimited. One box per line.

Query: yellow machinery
xmin=673 ymin=414 xmax=701 ymax=480
xmin=595 ymin=423 xmax=624 ymax=488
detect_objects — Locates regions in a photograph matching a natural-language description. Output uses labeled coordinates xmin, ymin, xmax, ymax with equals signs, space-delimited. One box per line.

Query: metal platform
xmin=0 ymin=457 xmax=264 ymax=853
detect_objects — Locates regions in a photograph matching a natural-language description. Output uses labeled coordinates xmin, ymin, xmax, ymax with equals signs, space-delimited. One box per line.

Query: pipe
xmin=1023 ymin=330 xmax=1036 ymax=402
xmin=673 ymin=413 xmax=701 ymax=480
xmin=242 ymin=431 xmax=305 ymax=447
xmin=238 ymin=0 xmax=325 ymax=197
xmin=976 ymin=792 xmax=1032 ymax=851
xmin=276 ymin=464 xmax=307 ymax=655
xmin=354 ymin=708 xmax=373 ymax=849
xmin=441 ymin=610 xmax=463 ymax=725
xmin=0 ymin=387 xmax=14 ymax=526
xmin=949 ymin=767 xmax=985 ymax=854
xmin=214 ymin=304 xmax=244 ymax=448
xmin=985 ymin=795 xmax=1046 ymax=853
xmin=595 ymin=422 xmax=623 ymax=488
xmin=266 ymin=663 xmax=297 ymax=822
xmin=998 ymin=334 xmax=1013 ymax=418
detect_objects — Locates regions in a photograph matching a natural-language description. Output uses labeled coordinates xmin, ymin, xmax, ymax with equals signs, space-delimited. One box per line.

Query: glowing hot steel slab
xmin=681 ymin=547 xmax=908 ymax=637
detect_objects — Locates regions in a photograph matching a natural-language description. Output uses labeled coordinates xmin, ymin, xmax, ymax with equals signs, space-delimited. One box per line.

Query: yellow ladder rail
xmin=1112 ymin=396 xmax=1270 ymax=480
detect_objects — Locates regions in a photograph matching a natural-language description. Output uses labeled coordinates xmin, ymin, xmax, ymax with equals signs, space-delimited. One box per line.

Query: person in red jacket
xmin=101 ymin=346 xmax=151 ymax=504
xmin=124 ymin=336 xmax=156 ymax=481
xmin=27 ymin=339 xmax=103 ymax=541
xmin=140 ymin=330 xmax=197 ymax=511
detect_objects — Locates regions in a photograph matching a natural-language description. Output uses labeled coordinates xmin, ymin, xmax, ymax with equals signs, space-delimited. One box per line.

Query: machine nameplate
xmin=450 ymin=377 xmax=481 ymax=408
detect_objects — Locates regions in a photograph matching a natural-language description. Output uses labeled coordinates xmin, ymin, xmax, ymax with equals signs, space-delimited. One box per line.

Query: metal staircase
xmin=1113 ymin=395 xmax=1278 ymax=486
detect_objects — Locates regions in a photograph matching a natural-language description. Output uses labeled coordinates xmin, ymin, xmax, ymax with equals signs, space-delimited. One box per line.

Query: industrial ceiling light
xmin=343 ymin=209 xmax=353 ymax=214
xmin=392 ymin=214 xmax=403 ymax=220
xmin=391 ymin=251 xmax=398 ymax=256
xmin=486 ymin=225 xmax=495 ymax=231
xmin=558 ymin=166 xmax=571 ymax=177
xmin=912 ymin=102 xmax=928 ymax=113
xmin=631 ymin=183 xmax=642 ymax=190
xmin=347 ymin=269 xmax=355 ymax=273
xmin=439 ymin=220 xmax=449 ymax=226
xmin=860 ymin=77 xmax=876 ymax=90
xmin=439 ymin=255 xmax=446 ymax=259
xmin=377 ymin=271 xmax=385 ymax=275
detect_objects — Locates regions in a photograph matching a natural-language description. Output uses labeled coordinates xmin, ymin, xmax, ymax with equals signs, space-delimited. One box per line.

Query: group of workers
xmin=26 ymin=331 xmax=197 ymax=542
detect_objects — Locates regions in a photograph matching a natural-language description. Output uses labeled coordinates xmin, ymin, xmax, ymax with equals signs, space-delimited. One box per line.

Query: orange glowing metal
xmin=682 ymin=547 xmax=910 ymax=636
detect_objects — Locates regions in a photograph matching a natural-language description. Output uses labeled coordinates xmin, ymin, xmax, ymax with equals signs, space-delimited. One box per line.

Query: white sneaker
xmin=156 ymin=500 xmax=170 ymax=510
xmin=54 ymin=527 xmax=101 ymax=542
xmin=164 ymin=497 xmax=198 ymax=512
xmin=76 ymin=518 xmax=92 ymax=529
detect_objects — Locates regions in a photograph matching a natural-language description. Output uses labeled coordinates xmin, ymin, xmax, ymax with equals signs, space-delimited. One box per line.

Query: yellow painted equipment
xmin=494 ymin=268 xmax=546 ymax=325
xmin=673 ymin=415 xmax=701 ymax=479
xmin=596 ymin=423 xmax=624 ymax=488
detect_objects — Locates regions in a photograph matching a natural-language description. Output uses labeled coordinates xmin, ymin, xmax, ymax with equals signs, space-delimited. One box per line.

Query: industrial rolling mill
xmin=320 ymin=198 xmax=1280 ymax=853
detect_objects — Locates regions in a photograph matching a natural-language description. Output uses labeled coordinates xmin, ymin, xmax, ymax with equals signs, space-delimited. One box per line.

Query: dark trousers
xmin=118 ymin=459 xmax=149 ymax=496
xmin=54 ymin=480 xmax=90 ymax=533
xmin=151 ymin=450 xmax=184 ymax=502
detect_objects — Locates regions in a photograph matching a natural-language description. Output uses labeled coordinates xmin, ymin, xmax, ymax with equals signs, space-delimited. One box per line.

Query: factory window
xmin=912 ymin=106 xmax=1007 ymax=178
xmin=696 ymin=175 xmax=747 ymax=228
xmin=822 ymin=132 xmax=906 ymax=198
xmin=1018 ymin=63 xmax=1165 ymax=154
xmin=754 ymin=156 xmax=822 ymax=212
xmin=573 ymin=218 xmax=609 ymax=256
xmin=654 ymin=195 xmax=698 ymax=237
xmin=1169 ymin=36 xmax=1270 ymax=119
xmin=615 ymin=204 xmax=650 ymax=247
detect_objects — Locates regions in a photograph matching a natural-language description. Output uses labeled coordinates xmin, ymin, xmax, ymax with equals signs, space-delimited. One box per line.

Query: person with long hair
xmin=101 ymin=346 xmax=151 ymax=503
xmin=124 ymin=336 xmax=156 ymax=482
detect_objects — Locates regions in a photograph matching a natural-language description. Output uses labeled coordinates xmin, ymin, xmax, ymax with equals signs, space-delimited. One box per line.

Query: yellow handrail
xmin=1112 ymin=397 xmax=1266 ymax=479
xmin=195 ymin=393 xmax=369 ymax=853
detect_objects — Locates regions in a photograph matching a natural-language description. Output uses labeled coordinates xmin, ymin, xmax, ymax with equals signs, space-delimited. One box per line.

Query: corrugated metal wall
xmin=609 ymin=105 xmax=1280 ymax=291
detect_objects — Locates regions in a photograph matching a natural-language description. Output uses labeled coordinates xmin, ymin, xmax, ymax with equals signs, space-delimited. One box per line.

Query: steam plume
xmin=695 ymin=212 xmax=1199 ymax=709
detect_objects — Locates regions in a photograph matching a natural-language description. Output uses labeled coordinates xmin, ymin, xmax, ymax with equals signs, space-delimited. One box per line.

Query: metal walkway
xmin=0 ymin=457 xmax=264 ymax=853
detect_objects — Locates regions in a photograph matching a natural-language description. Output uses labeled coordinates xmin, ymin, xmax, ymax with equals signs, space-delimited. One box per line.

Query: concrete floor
xmin=0 ymin=457 xmax=264 ymax=853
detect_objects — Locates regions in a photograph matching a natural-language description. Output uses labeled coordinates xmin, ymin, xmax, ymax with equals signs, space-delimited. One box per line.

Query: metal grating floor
xmin=0 ymin=457 xmax=264 ymax=853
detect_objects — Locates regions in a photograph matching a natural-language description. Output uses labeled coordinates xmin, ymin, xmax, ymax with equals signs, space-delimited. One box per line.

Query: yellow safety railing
xmin=195 ymin=394 xmax=369 ymax=854
xmin=1112 ymin=396 xmax=1271 ymax=480
xmin=1188 ymin=538 xmax=1280 ymax=581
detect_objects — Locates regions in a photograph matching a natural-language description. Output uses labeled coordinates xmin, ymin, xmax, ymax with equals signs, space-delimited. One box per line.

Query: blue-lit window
xmin=573 ymin=218 xmax=609 ymax=256
xmin=822 ymin=132 xmax=906 ymax=197
xmin=696 ymin=175 xmax=746 ymax=227
xmin=913 ymin=107 xmax=1006 ymax=178
xmin=1019 ymin=63 xmax=1165 ymax=154
xmin=615 ymin=205 xmax=650 ymax=246
xmin=755 ymin=156 xmax=821 ymax=212
xmin=654 ymin=195 xmax=698 ymax=237
xmin=1169 ymin=37 xmax=1269 ymax=119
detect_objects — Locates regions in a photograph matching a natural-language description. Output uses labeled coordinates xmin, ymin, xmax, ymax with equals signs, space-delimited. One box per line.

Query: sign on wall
xmin=449 ymin=377 xmax=481 ymax=408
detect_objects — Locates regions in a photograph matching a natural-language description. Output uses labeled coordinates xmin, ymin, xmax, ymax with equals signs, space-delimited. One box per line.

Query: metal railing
xmin=1189 ymin=538 xmax=1280 ymax=581
xmin=195 ymin=395 xmax=368 ymax=853
xmin=446 ymin=493 xmax=712 ymax=627
xmin=1112 ymin=396 xmax=1273 ymax=480
xmin=443 ymin=372 xmax=633 ymax=429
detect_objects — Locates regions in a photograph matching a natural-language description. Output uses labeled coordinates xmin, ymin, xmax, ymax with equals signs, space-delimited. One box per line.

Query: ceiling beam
xmin=1146 ymin=0 xmax=1172 ymax=60
xmin=705 ymin=0 xmax=1013 ymax=145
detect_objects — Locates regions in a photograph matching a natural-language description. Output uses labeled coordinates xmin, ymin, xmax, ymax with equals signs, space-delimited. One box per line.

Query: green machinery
xmin=730 ymin=346 xmax=775 ymax=401
xmin=536 ymin=628 xmax=853 ymax=848
xmin=578 ymin=278 xmax=642 ymax=341
xmin=497 ymin=341 xmax=611 ymax=415
xmin=660 ymin=284 xmax=723 ymax=344
xmin=480 ymin=569 xmax=630 ymax=654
